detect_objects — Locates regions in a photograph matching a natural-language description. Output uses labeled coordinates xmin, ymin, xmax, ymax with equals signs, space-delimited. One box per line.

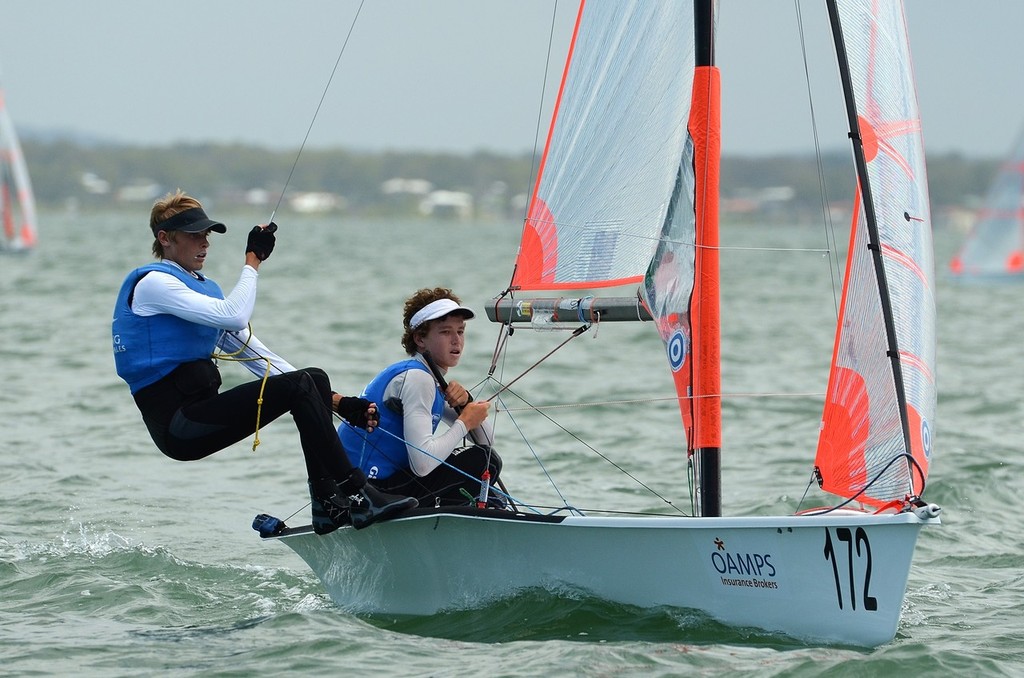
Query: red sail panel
xmin=511 ymin=1 xmax=585 ymax=291
xmin=689 ymin=65 xmax=722 ymax=452
xmin=817 ymin=195 xmax=872 ymax=500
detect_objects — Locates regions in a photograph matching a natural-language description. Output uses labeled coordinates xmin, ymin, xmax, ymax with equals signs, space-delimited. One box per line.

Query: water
xmin=2 ymin=208 xmax=1022 ymax=676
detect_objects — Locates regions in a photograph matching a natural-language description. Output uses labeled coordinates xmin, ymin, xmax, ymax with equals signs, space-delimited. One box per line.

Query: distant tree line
xmin=21 ymin=138 xmax=997 ymax=220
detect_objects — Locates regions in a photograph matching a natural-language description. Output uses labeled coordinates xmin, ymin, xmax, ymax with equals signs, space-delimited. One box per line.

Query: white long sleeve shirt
xmin=131 ymin=261 xmax=296 ymax=376
xmin=383 ymin=354 xmax=494 ymax=477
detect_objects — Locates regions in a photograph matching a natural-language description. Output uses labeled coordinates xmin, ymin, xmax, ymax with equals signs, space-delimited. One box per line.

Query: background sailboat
xmin=949 ymin=125 xmax=1024 ymax=281
xmin=265 ymin=0 xmax=940 ymax=647
xmin=0 ymin=69 xmax=38 ymax=253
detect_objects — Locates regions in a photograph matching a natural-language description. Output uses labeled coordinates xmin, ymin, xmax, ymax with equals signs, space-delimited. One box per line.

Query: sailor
xmin=112 ymin=190 xmax=416 ymax=534
xmin=339 ymin=287 xmax=503 ymax=508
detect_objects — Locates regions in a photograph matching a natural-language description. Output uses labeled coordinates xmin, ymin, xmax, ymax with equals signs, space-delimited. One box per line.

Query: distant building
xmin=381 ymin=178 xmax=433 ymax=196
xmin=245 ymin=188 xmax=270 ymax=206
xmin=289 ymin=191 xmax=346 ymax=213
xmin=419 ymin=190 xmax=472 ymax=219
xmin=80 ymin=172 xmax=110 ymax=195
xmin=117 ymin=181 xmax=162 ymax=203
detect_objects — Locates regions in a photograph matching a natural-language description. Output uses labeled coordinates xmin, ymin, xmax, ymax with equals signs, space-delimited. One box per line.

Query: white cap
xmin=409 ymin=298 xmax=475 ymax=329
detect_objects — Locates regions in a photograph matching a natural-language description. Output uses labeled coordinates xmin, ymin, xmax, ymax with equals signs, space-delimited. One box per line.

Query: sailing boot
xmin=308 ymin=479 xmax=351 ymax=535
xmin=345 ymin=483 xmax=419 ymax=530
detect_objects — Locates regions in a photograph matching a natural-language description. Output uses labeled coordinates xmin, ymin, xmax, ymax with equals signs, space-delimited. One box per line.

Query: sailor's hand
xmin=335 ymin=396 xmax=379 ymax=432
xmin=457 ymin=400 xmax=489 ymax=431
xmin=246 ymin=222 xmax=277 ymax=261
xmin=444 ymin=381 xmax=471 ymax=408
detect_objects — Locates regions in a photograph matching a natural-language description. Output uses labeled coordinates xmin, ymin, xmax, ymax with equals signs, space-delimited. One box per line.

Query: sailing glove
xmin=336 ymin=396 xmax=379 ymax=430
xmin=246 ymin=222 xmax=277 ymax=261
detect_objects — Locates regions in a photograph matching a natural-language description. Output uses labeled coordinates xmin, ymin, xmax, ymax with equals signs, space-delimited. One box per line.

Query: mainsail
xmin=0 ymin=76 xmax=38 ymax=252
xmin=949 ymin=125 xmax=1024 ymax=279
xmin=510 ymin=2 xmax=703 ymax=462
xmin=815 ymin=0 xmax=936 ymax=508
xmin=512 ymin=2 xmax=695 ymax=292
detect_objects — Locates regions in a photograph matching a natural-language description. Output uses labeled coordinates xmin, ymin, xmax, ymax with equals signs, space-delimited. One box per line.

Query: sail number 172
xmin=823 ymin=527 xmax=878 ymax=612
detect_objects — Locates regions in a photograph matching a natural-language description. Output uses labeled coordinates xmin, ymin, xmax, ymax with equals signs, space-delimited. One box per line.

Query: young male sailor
xmin=338 ymin=288 xmax=502 ymax=508
xmin=112 ymin=190 xmax=416 ymax=534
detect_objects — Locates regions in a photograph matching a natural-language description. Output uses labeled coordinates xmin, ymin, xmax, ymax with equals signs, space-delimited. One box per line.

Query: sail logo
xmin=667 ymin=330 xmax=687 ymax=372
xmin=710 ymin=538 xmax=779 ymax=590
xmin=921 ymin=419 xmax=932 ymax=458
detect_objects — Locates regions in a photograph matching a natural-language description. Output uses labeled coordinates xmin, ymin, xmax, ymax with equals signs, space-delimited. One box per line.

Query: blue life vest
xmin=112 ymin=262 xmax=224 ymax=393
xmin=339 ymin=359 xmax=444 ymax=481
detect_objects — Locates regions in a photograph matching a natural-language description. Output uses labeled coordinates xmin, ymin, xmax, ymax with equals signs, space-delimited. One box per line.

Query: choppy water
xmin=1 ymin=209 xmax=1021 ymax=676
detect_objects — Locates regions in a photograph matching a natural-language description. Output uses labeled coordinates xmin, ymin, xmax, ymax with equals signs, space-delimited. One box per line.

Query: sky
xmin=2 ymin=1 xmax=1022 ymax=159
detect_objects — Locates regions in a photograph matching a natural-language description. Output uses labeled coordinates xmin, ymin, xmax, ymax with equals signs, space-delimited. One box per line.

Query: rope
xmin=488 ymin=380 xmax=689 ymax=516
xmin=485 ymin=324 xmax=589 ymax=403
xmin=495 ymin=390 xmax=827 ymax=413
xmin=798 ymin=453 xmax=926 ymax=516
xmin=211 ymin=324 xmax=272 ymax=451
xmin=269 ymin=0 xmax=367 ymax=224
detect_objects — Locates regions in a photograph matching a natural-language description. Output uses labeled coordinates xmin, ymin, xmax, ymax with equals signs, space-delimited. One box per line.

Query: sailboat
xmin=949 ymin=125 xmax=1024 ymax=281
xmin=0 ymin=71 xmax=38 ymax=253
xmin=262 ymin=0 xmax=940 ymax=647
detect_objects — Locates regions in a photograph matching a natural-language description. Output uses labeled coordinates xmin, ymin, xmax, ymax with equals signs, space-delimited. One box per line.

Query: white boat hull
xmin=273 ymin=507 xmax=938 ymax=647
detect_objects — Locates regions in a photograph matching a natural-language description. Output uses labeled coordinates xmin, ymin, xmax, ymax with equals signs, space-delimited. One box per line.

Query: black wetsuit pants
xmin=373 ymin=444 xmax=502 ymax=508
xmin=132 ymin=359 xmax=364 ymax=488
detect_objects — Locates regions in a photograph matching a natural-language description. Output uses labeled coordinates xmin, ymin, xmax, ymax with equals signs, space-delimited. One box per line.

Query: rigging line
xmin=521 ymin=504 xmax=692 ymax=518
xmin=711 ymin=244 xmax=830 ymax=254
xmin=801 ymin=453 xmax=925 ymax=516
xmin=492 ymin=381 xmax=688 ymax=515
xmin=687 ymin=454 xmax=697 ymax=515
xmin=484 ymin=324 xmax=589 ymax=403
xmin=496 ymin=393 xmax=578 ymax=513
xmin=511 ymin=216 xmax=833 ymax=254
xmin=268 ymin=0 xmax=367 ymax=224
xmin=793 ymin=0 xmax=844 ymax=320
xmin=495 ymin=390 xmax=828 ymax=413
xmin=794 ymin=467 xmax=820 ymax=514
xmin=499 ymin=0 xmax=561 ymax=297
xmin=487 ymin=287 xmax=514 ymax=378
xmin=518 ymin=0 xmax=561 ymax=228
xmin=211 ymin=324 xmax=273 ymax=451
xmin=490 ymin=0 xmax=562 ymax=365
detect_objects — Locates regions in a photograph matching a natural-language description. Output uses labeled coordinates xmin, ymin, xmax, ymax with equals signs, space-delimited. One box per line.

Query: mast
xmin=825 ymin=1 xmax=915 ymax=477
xmin=691 ymin=0 xmax=722 ymax=517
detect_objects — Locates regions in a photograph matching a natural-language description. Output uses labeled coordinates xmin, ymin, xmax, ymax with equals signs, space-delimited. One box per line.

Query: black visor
xmin=154 ymin=207 xmax=226 ymax=235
